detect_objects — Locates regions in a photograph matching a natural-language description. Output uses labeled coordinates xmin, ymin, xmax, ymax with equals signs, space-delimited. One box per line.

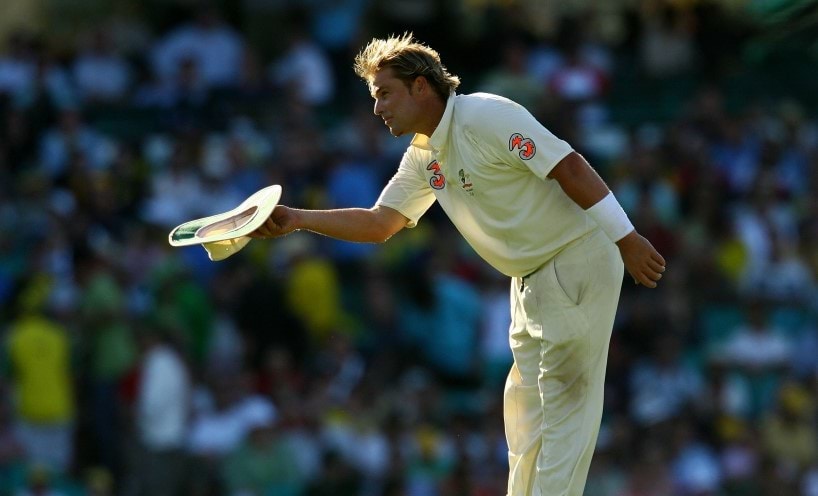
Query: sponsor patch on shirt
xmin=509 ymin=133 xmax=536 ymax=160
xmin=458 ymin=169 xmax=474 ymax=196
xmin=426 ymin=160 xmax=446 ymax=189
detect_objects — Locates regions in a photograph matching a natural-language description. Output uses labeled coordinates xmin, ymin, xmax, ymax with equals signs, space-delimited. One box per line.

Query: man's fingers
xmin=249 ymin=219 xmax=275 ymax=238
xmin=641 ymin=275 xmax=657 ymax=288
xmin=624 ymin=239 xmax=665 ymax=289
xmin=648 ymin=259 xmax=666 ymax=273
xmin=631 ymin=269 xmax=660 ymax=288
xmin=252 ymin=217 xmax=284 ymax=239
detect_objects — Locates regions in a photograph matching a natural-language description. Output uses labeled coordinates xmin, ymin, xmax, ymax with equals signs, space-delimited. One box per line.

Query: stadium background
xmin=1 ymin=0 xmax=818 ymax=495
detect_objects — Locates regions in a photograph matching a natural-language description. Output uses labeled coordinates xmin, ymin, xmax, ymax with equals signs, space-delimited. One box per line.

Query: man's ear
xmin=411 ymin=75 xmax=428 ymax=95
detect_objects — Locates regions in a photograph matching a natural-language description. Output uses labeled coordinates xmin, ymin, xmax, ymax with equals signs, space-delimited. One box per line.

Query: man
xmin=252 ymin=33 xmax=665 ymax=496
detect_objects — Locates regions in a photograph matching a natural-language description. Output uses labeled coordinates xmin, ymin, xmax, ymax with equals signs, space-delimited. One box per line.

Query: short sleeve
xmin=375 ymin=149 xmax=437 ymax=227
xmin=465 ymin=94 xmax=573 ymax=179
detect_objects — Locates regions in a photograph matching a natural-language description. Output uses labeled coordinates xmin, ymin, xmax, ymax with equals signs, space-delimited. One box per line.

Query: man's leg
xmin=535 ymin=308 xmax=615 ymax=496
xmin=504 ymin=284 xmax=546 ymax=496
xmin=505 ymin=232 xmax=623 ymax=496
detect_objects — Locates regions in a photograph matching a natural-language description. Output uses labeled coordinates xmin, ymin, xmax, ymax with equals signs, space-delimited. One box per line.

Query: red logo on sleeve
xmin=509 ymin=133 xmax=536 ymax=160
xmin=427 ymin=160 xmax=446 ymax=189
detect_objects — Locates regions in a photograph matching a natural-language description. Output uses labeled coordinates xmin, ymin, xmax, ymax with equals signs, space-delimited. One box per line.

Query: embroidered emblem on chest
xmin=509 ymin=133 xmax=536 ymax=160
xmin=458 ymin=169 xmax=474 ymax=196
xmin=426 ymin=160 xmax=446 ymax=189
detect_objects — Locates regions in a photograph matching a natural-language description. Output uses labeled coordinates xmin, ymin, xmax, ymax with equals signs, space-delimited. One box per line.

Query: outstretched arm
xmin=548 ymin=151 xmax=666 ymax=288
xmin=250 ymin=205 xmax=409 ymax=244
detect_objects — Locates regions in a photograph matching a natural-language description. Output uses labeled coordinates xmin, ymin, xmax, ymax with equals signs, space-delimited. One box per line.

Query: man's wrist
xmin=585 ymin=192 xmax=634 ymax=242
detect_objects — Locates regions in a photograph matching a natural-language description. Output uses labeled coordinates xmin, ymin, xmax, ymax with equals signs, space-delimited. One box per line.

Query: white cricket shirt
xmin=376 ymin=92 xmax=596 ymax=278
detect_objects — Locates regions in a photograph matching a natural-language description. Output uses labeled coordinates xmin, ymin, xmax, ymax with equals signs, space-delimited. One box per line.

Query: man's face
xmin=370 ymin=68 xmax=423 ymax=137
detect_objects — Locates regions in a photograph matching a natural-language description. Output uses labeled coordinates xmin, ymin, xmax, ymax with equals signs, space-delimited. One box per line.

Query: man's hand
xmin=616 ymin=231 xmax=666 ymax=288
xmin=249 ymin=205 xmax=299 ymax=239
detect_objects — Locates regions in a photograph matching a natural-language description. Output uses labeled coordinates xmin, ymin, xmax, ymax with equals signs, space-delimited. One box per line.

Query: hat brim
xmin=168 ymin=184 xmax=282 ymax=261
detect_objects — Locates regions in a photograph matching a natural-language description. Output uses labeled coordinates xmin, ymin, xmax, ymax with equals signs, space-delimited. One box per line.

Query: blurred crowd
xmin=1 ymin=1 xmax=817 ymax=495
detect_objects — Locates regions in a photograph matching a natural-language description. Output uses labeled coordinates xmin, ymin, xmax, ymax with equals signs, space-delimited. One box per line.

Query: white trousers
xmin=505 ymin=230 xmax=623 ymax=496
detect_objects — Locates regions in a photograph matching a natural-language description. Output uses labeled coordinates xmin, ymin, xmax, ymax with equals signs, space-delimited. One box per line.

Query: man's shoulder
xmin=454 ymin=92 xmax=527 ymax=129
xmin=455 ymin=92 xmax=521 ymax=112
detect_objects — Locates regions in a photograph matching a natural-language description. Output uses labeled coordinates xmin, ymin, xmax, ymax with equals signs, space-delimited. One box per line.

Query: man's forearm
xmin=293 ymin=207 xmax=404 ymax=243
xmin=550 ymin=152 xmax=635 ymax=242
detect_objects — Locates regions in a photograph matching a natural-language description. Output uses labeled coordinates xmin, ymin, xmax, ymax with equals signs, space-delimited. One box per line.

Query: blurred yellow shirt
xmin=287 ymin=258 xmax=344 ymax=339
xmin=8 ymin=314 xmax=75 ymax=423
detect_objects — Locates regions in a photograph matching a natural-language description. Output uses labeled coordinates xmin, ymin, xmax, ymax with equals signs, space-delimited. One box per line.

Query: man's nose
xmin=373 ymin=100 xmax=382 ymax=116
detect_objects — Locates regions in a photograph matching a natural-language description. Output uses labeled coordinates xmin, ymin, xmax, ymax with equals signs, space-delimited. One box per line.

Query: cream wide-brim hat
xmin=168 ymin=184 xmax=282 ymax=261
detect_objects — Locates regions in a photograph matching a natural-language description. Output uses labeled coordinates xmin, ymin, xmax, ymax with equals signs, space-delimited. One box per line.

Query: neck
xmin=417 ymin=96 xmax=447 ymax=137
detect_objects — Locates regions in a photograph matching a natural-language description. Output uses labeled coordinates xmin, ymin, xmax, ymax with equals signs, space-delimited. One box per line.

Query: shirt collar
xmin=410 ymin=93 xmax=455 ymax=152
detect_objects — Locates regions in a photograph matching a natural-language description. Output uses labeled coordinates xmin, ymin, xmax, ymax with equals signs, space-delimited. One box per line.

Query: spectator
xmin=742 ymin=232 xmax=815 ymax=303
xmin=477 ymin=39 xmax=545 ymax=111
xmin=316 ymin=392 xmax=391 ymax=491
xmin=760 ymin=382 xmax=817 ymax=475
xmin=397 ymin=252 xmax=482 ymax=384
xmin=127 ymin=315 xmax=191 ymax=496
xmin=141 ymin=140 xmax=209 ymax=227
xmin=716 ymin=417 xmax=762 ymax=496
xmin=151 ymin=4 xmax=246 ymax=91
xmin=132 ymin=57 xmax=208 ymax=109
xmin=72 ymin=29 xmax=133 ymax=104
xmin=0 ymin=32 xmax=36 ymax=102
xmin=221 ymin=415 xmax=306 ymax=496
xmin=719 ymin=301 xmax=792 ymax=373
xmin=322 ymin=152 xmax=382 ymax=267
xmin=218 ymin=120 xmax=271 ymax=199
xmin=616 ymin=439 xmax=674 ymax=496
xmin=638 ymin=3 xmax=697 ymax=78
xmin=187 ymin=372 xmax=277 ymax=461
xmin=709 ymin=118 xmax=762 ymax=198
xmin=790 ymin=312 xmax=818 ymax=380
xmin=306 ymin=0 xmax=369 ymax=85
xmin=612 ymin=139 xmax=680 ymax=229
xmin=317 ymin=337 xmax=366 ymax=408
xmin=76 ymin=262 xmax=137 ymax=475
xmin=628 ymin=333 xmax=706 ymax=426
xmin=5 ymin=275 xmax=76 ymax=475
xmin=38 ymin=107 xmax=115 ymax=180
xmin=270 ymin=25 xmax=335 ymax=107
xmin=477 ymin=270 xmax=513 ymax=387
xmin=17 ymin=45 xmax=76 ymax=112
xmin=732 ymin=170 xmax=801 ymax=286
xmin=717 ymin=301 xmax=794 ymax=419
xmin=668 ymin=419 xmax=722 ymax=495
xmin=285 ymin=246 xmax=347 ymax=344
xmin=547 ymin=41 xmax=609 ymax=103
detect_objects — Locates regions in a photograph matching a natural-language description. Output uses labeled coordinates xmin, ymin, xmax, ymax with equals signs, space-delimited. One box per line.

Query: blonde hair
xmin=354 ymin=33 xmax=460 ymax=100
